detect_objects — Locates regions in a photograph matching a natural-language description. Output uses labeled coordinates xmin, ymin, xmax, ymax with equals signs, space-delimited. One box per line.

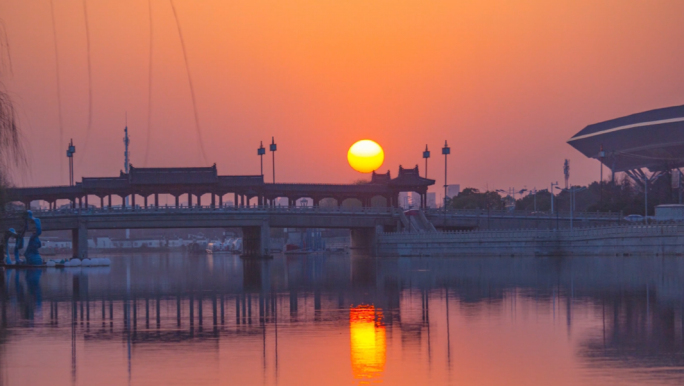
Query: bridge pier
xmin=241 ymin=221 xmax=271 ymax=257
xmin=350 ymin=225 xmax=382 ymax=254
xmin=72 ymin=221 xmax=88 ymax=259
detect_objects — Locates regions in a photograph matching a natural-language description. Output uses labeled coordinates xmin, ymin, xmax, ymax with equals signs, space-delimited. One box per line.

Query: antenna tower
xmin=124 ymin=121 xmax=130 ymax=174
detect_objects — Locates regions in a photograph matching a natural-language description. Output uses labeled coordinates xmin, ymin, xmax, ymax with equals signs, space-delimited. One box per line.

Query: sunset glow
xmin=2 ymin=1 xmax=683 ymax=187
xmin=349 ymin=305 xmax=386 ymax=383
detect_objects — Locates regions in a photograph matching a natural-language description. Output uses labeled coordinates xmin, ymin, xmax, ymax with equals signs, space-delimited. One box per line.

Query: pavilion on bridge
xmin=7 ymin=164 xmax=435 ymax=211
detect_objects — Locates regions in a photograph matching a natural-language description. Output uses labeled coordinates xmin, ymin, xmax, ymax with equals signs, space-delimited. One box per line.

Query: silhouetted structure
xmin=568 ymin=104 xmax=684 ymax=179
xmin=6 ymin=164 xmax=435 ymax=210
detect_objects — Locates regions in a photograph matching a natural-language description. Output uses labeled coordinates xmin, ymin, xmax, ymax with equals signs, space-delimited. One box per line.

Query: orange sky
xmin=2 ymin=0 xmax=684 ymax=195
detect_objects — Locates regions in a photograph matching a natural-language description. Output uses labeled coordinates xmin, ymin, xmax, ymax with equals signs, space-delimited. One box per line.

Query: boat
xmin=2 ymin=258 xmax=113 ymax=268
xmin=3 ymin=264 xmax=60 ymax=269
xmin=206 ymin=238 xmax=242 ymax=254
xmin=283 ymin=244 xmax=313 ymax=255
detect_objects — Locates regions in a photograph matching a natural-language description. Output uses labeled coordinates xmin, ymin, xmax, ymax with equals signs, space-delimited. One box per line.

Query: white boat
xmin=206 ymin=238 xmax=242 ymax=254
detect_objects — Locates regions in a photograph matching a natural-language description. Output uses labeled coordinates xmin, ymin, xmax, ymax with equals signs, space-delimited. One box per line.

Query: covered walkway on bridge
xmin=7 ymin=164 xmax=435 ymax=212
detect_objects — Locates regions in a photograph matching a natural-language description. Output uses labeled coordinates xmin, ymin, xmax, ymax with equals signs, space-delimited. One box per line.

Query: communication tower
xmin=123 ymin=123 xmax=131 ymax=239
xmin=124 ymin=125 xmax=130 ymax=174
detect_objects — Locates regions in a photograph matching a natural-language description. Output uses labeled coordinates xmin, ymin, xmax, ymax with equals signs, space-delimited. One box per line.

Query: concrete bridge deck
xmin=0 ymin=206 xmax=622 ymax=258
xmin=4 ymin=206 xmax=399 ymax=231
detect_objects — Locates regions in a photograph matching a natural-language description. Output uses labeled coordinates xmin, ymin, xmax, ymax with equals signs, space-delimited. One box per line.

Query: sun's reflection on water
xmin=349 ymin=305 xmax=386 ymax=384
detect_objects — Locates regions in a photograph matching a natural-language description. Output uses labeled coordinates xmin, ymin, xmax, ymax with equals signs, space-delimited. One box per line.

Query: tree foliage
xmin=0 ymin=21 xmax=25 ymax=210
xmin=448 ymin=188 xmax=505 ymax=210
xmin=448 ymin=172 xmax=680 ymax=216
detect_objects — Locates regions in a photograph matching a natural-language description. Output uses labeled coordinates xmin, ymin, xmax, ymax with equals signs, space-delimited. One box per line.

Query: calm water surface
xmin=2 ymin=252 xmax=684 ymax=385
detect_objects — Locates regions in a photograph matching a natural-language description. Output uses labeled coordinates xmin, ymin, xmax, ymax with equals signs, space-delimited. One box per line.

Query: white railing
xmin=424 ymin=208 xmax=622 ymax=221
xmin=378 ymin=224 xmax=684 ymax=242
xmin=6 ymin=205 xmax=400 ymax=217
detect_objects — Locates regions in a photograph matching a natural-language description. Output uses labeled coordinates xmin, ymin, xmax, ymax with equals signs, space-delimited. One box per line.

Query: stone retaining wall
xmin=376 ymin=225 xmax=684 ymax=257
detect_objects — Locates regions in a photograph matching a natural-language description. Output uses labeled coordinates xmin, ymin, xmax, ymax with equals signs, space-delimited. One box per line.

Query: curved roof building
xmin=568 ymin=104 xmax=684 ymax=172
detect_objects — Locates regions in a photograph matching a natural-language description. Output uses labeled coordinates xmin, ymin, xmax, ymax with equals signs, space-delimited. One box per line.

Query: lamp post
xmin=269 ymin=137 xmax=277 ymax=183
xmin=442 ymin=141 xmax=450 ymax=211
xmin=496 ymin=189 xmax=507 ymax=211
xmin=423 ymin=145 xmax=430 ymax=178
xmin=644 ymin=174 xmax=648 ymax=224
xmin=679 ymin=169 xmax=682 ymax=204
xmin=550 ymin=182 xmax=559 ymax=213
xmin=257 ymin=141 xmax=265 ymax=176
xmin=599 ymin=145 xmax=605 ymax=203
xmin=66 ymin=139 xmax=76 ymax=186
xmin=555 ymin=186 xmax=586 ymax=230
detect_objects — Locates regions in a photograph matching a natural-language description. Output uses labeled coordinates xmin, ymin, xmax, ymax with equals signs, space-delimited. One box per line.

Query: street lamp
xmin=598 ymin=144 xmax=605 ymax=203
xmin=423 ymin=145 xmax=430 ymax=179
xmin=550 ymin=182 xmax=559 ymax=213
xmin=257 ymin=141 xmax=265 ymax=176
xmin=442 ymin=141 xmax=450 ymax=210
xmin=555 ymin=185 xmax=586 ymax=230
xmin=496 ymin=189 xmax=508 ymax=211
xmin=66 ymin=139 xmax=76 ymax=186
xmin=269 ymin=137 xmax=277 ymax=183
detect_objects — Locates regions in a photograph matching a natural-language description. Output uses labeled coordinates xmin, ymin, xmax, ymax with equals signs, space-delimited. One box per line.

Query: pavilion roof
xmin=128 ymin=164 xmax=218 ymax=185
xmin=218 ymin=175 xmax=264 ymax=187
xmin=388 ymin=165 xmax=435 ymax=187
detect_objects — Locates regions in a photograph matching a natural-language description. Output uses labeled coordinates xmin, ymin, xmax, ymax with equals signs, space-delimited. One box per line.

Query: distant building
xmin=447 ymin=184 xmax=460 ymax=198
xmin=398 ymin=192 xmax=421 ymax=209
xmin=297 ymin=198 xmax=313 ymax=207
xmin=426 ymin=192 xmax=437 ymax=208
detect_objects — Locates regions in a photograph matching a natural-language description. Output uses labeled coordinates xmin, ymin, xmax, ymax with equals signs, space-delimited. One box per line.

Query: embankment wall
xmin=376 ymin=225 xmax=684 ymax=257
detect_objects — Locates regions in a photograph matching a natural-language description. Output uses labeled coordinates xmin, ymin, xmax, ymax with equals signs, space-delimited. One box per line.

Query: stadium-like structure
xmin=568 ymin=104 xmax=684 ymax=184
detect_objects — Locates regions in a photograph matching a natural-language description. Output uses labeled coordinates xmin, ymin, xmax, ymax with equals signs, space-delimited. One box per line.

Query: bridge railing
xmin=378 ymin=224 xmax=684 ymax=241
xmin=424 ymin=208 xmax=622 ymax=221
xmin=6 ymin=205 xmax=400 ymax=217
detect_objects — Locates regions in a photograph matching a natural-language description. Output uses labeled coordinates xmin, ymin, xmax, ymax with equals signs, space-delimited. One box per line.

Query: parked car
xmin=623 ymin=214 xmax=644 ymax=222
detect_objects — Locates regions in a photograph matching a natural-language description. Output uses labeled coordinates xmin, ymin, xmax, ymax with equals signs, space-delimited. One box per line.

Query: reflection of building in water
xmin=350 ymin=305 xmax=386 ymax=383
xmin=578 ymin=290 xmax=684 ymax=382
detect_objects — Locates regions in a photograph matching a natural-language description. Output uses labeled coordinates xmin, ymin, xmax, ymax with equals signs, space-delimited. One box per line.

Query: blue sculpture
xmin=23 ymin=210 xmax=43 ymax=265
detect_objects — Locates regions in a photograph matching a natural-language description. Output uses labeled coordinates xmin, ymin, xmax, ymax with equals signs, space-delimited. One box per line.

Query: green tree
xmin=448 ymin=188 xmax=504 ymax=210
xmin=515 ymin=189 xmax=552 ymax=211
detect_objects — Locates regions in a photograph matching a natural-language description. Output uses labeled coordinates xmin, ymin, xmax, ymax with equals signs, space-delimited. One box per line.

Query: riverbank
xmin=376 ymin=225 xmax=684 ymax=257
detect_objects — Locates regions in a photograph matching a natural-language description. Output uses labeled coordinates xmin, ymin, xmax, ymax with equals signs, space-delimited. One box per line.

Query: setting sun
xmin=347 ymin=140 xmax=384 ymax=173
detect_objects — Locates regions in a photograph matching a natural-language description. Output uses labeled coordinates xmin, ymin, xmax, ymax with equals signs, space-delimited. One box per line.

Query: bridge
xmin=1 ymin=206 xmax=401 ymax=257
xmin=0 ymin=205 xmax=621 ymax=258
xmin=2 ymin=164 xmax=622 ymax=258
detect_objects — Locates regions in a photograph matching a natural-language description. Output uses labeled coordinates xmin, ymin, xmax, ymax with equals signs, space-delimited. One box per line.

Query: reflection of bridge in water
xmin=2 ymin=253 xmax=684 ymax=383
